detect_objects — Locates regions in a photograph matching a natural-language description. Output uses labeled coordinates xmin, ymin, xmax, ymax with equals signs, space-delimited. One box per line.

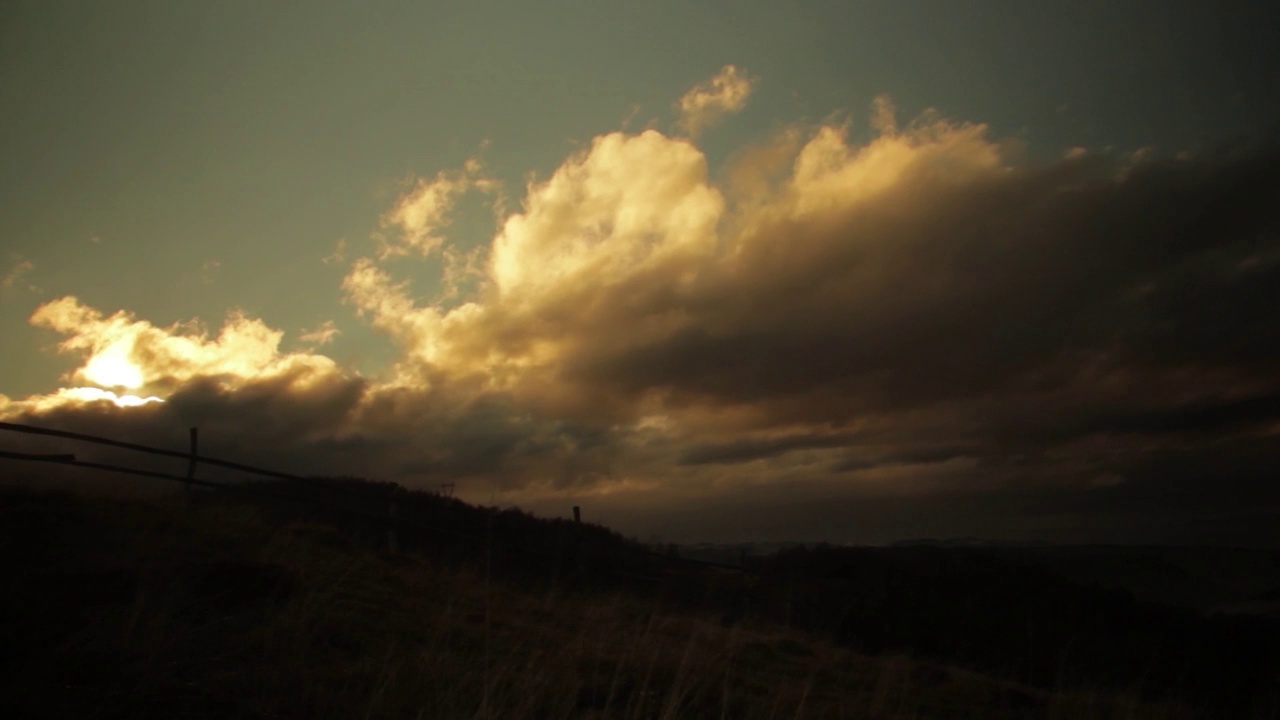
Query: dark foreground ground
xmin=1 ymin=474 xmax=1277 ymax=719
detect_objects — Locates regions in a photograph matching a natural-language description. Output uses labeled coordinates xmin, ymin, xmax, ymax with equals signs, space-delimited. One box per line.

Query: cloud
xmin=869 ymin=94 xmax=897 ymax=136
xmin=2 ymin=259 xmax=34 ymax=290
xmin=345 ymin=103 xmax=1017 ymax=423
xmin=27 ymin=297 xmax=344 ymax=396
xmin=339 ymin=97 xmax=1280 ymax=531
xmin=322 ymin=238 xmax=347 ymax=265
xmin=678 ymin=432 xmax=859 ymax=466
xmin=3 ymin=300 xmax=367 ymax=474
xmin=378 ymin=158 xmax=497 ymax=258
xmin=5 ymin=297 xmax=611 ymax=490
xmin=676 ymin=65 xmax=756 ymax=137
xmin=199 ymin=259 xmax=220 ymax=285
xmin=6 ymin=87 xmax=1280 ymax=544
xmin=299 ymin=320 xmax=340 ymax=347
xmin=438 ymin=244 xmax=486 ymax=302
xmin=2 ymin=387 xmax=164 ymax=414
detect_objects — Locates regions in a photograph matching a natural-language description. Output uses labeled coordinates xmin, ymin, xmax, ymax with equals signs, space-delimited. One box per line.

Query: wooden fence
xmin=0 ymin=420 xmax=749 ymax=575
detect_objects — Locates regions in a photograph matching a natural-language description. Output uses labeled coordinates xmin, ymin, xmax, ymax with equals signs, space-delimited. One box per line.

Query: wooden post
xmin=482 ymin=509 xmax=493 ymax=716
xmin=185 ymin=427 xmax=198 ymax=505
xmin=786 ymin=580 xmax=794 ymax=628
xmin=572 ymin=505 xmax=582 ymax=572
xmin=386 ymin=501 xmax=398 ymax=555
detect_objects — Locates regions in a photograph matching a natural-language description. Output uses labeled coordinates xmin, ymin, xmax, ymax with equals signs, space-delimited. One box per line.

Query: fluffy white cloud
xmin=342 ymin=97 xmax=1017 ymax=425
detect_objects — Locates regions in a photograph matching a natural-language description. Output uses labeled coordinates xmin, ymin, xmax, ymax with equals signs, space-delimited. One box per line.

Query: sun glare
xmin=62 ymin=387 xmax=164 ymax=407
xmin=114 ymin=393 xmax=164 ymax=407
xmin=82 ymin=347 xmax=144 ymax=389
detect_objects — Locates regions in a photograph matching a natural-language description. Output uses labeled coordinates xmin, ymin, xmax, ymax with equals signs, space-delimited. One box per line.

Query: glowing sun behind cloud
xmin=81 ymin=344 xmax=144 ymax=390
xmin=64 ymin=387 xmax=164 ymax=408
xmin=8 ymin=296 xmax=347 ymax=415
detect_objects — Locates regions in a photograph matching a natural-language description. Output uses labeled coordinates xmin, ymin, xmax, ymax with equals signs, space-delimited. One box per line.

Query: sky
xmin=2 ymin=0 xmax=1279 ymax=546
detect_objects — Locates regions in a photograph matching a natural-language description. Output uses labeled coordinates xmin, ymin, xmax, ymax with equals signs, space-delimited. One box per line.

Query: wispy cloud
xmin=322 ymin=238 xmax=347 ymax=265
xmin=378 ymin=158 xmax=498 ymax=258
xmin=199 ymin=259 xmax=221 ymax=285
xmin=438 ymin=244 xmax=486 ymax=302
xmin=676 ymin=65 xmax=756 ymax=137
xmin=299 ymin=319 xmax=340 ymax=346
xmin=1 ymin=259 xmax=34 ymax=290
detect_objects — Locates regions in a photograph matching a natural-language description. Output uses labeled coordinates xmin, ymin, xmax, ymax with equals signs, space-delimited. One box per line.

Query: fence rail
xmin=0 ymin=420 xmax=502 ymax=544
xmin=0 ymin=419 xmax=750 ymax=575
xmin=0 ymin=420 xmax=344 ymax=488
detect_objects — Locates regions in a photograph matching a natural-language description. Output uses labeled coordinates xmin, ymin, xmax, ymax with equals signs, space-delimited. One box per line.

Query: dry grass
xmin=1 ymin=486 xmax=1202 ymax=719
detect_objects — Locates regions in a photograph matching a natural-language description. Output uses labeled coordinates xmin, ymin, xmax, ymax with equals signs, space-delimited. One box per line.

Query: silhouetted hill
xmin=205 ymin=477 xmax=1280 ymax=715
xmin=3 ymin=472 xmax=1277 ymax=717
xmin=747 ymin=544 xmax=1280 ymax=716
xmin=247 ymin=475 xmax=687 ymax=590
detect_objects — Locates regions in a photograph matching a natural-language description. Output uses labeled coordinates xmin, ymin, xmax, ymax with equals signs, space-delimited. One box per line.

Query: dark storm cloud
xmin=1 ymin=368 xmax=371 ymax=480
xmin=393 ymin=394 xmax=622 ymax=486
xmin=678 ymin=432 xmax=858 ymax=466
xmin=829 ymin=446 xmax=977 ymax=474
xmin=1035 ymin=392 xmax=1280 ymax=442
xmin=1 ymin=355 xmax=623 ymax=492
xmin=569 ymin=146 xmax=1280 ymax=423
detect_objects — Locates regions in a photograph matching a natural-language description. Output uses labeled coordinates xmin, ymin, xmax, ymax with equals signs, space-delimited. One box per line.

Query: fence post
xmin=386 ymin=501 xmax=398 ymax=555
xmin=482 ymin=509 xmax=493 ymax=717
xmin=572 ymin=505 xmax=582 ymax=572
xmin=185 ymin=427 xmax=198 ymax=505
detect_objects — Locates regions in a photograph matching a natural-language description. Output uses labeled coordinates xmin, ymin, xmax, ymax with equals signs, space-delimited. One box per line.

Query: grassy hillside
xmin=0 ymin=474 xmax=1269 ymax=719
xmin=751 ymin=545 xmax=1279 ymax=716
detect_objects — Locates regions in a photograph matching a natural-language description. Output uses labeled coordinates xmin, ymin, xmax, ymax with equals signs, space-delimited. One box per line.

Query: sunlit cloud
xmin=676 ymin=64 xmax=756 ymax=137
xmin=869 ymin=94 xmax=897 ymax=136
xmin=27 ymin=296 xmax=346 ymax=402
xmin=299 ymin=320 xmax=340 ymax=347
xmin=345 ymin=96 xmax=1013 ymax=426
xmin=338 ymin=87 xmax=1280 ymax=508
xmin=438 ymin=244 xmax=485 ymax=302
xmin=342 ymin=258 xmax=439 ymax=367
xmin=1 ymin=259 xmax=34 ymax=290
xmin=1 ymin=386 xmax=165 ymax=414
xmin=378 ymin=158 xmax=498 ymax=258
xmin=82 ymin=344 xmax=144 ymax=389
